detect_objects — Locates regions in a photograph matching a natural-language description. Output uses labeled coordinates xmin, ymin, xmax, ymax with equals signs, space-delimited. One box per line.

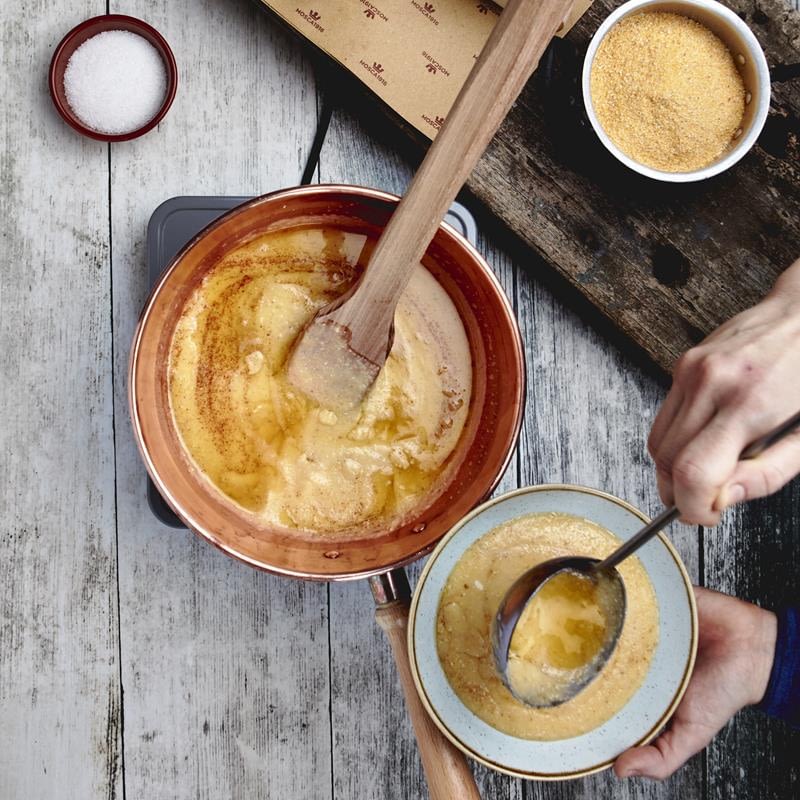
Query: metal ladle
xmin=492 ymin=409 xmax=800 ymax=707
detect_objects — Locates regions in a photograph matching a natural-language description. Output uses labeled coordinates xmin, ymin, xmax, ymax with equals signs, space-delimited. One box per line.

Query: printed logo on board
xmin=421 ymin=113 xmax=445 ymax=131
xmin=411 ymin=1 xmax=439 ymax=25
xmin=296 ymin=8 xmax=325 ymax=31
xmin=359 ymin=59 xmax=388 ymax=86
xmin=422 ymin=51 xmax=450 ymax=76
xmin=361 ymin=1 xmax=388 ymax=20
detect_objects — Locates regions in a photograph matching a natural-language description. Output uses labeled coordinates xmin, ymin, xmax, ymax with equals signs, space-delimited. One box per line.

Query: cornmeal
xmin=590 ymin=12 xmax=745 ymax=172
xmin=436 ymin=512 xmax=659 ymax=740
xmin=169 ymin=228 xmax=471 ymax=536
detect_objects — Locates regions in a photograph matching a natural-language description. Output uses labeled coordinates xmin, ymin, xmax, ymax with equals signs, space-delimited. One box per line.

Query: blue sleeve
xmin=756 ymin=607 xmax=800 ymax=728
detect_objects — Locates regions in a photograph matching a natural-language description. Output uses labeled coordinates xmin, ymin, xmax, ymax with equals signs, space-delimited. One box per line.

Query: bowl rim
xmin=581 ymin=0 xmax=771 ymax=183
xmin=48 ymin=13 xmax=178 ymax=143
xmin=407 ymin=483 xmax=699 ymax=780
xmin=128 ymin=184 xmax=526 ymax=581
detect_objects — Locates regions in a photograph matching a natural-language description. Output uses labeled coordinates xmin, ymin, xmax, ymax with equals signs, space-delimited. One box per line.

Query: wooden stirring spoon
xmin=288 ymin=0 xmax=575 ymax=410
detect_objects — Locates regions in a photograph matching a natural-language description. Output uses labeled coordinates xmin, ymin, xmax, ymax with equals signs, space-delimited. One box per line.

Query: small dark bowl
xmin=49 ymin=14 xmax=178 ymax=142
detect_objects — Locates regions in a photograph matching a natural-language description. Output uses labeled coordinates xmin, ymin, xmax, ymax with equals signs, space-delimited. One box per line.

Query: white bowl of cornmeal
xmin=583 ymin=0 xmax=770 ymax=182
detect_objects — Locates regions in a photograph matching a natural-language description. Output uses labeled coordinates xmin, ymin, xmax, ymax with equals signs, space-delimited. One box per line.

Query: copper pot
xmin=129 ymin=185 xmax=525 ymax=799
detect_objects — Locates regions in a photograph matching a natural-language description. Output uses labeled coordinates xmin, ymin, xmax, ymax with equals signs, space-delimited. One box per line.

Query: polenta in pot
xmin=168 ymin=227 xmax=472 ymax=538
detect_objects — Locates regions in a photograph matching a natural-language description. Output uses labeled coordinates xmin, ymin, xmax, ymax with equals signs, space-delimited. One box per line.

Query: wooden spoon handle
xmin=375 ymin=599 xmax=481 ymax=800
xmin=338 ymin=0 xmax=574 ymax=349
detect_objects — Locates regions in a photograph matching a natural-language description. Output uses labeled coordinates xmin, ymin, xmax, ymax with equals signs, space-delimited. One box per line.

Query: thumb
xmin=614 ymin=720 xmax=714 ymax=780
xmin=715 ymin=431 xmax=800 ymax=510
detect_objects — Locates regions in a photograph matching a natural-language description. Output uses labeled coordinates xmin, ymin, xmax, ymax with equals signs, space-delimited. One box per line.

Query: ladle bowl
xmin=492 ymin=556 xmax=626 ymax=706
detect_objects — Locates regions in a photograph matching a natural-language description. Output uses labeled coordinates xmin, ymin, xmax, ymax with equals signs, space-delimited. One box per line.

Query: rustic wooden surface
xmin=108 ymin=2 xmax=331 ymax=800
xmin=1 ymin=1 xmax=798 ymax=799
xmin=0 ymin=2 xmax=122 ymax=798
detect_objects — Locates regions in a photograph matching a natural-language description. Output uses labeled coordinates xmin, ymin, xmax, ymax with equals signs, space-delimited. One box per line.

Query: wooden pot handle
xmin=375 ymin=599 xmax=481 ymax=800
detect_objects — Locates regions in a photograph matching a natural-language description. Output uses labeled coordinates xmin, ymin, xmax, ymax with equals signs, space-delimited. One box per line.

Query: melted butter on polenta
xmin=168 ymin=228 xmax=471 ymax=536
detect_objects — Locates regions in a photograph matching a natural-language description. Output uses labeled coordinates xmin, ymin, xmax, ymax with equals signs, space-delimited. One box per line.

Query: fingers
xmin=651 ymin=391 xmax=714 ymax=473
xmin=656 ymin=470 xmax=675 ymax=507
xmin=650 ymin=343 xmax=797 ymax=523
xmin=669 ymin=411 xmax=750 ymax=525
xmin=614 ymin=720 xmax=714 ymax=781
xmin=651 ymin=392 xmax=717 ymax=509
xmin=650 ymin=349 xmax=744 ymax=512
xmin=716 ymin=430 xmax=800 ymax=509
xmin=648 ymin=387 xmax=683 ymax=460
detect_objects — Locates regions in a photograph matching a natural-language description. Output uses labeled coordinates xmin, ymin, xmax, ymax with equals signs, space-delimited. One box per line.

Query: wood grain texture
xmin=108 ymin=2 xmax=329 ymax=798
xmin=320 ymin=0 xmax=571 ymax=369
xmin=0 ymin=3 xmax=122 ymax=799
xmin=466 ymin=0 xmax=800 ymax=375
xmin=374 ymin=600 xmax=481 ymax=800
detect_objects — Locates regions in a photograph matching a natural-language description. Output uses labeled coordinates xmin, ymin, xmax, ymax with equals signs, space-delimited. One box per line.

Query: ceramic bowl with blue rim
xmin=408 ymin=484 xmax=698 ymax=780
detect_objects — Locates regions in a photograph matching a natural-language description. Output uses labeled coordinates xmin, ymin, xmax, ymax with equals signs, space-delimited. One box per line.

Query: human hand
xmin=614 ymin=587 xmax=776 ymax=781
xmin=648 ymin=260 xmax=800 ymax=525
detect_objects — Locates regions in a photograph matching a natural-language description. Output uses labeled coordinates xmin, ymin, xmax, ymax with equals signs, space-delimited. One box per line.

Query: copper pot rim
xmin=129 ymin=184 xmax=526 ymax=581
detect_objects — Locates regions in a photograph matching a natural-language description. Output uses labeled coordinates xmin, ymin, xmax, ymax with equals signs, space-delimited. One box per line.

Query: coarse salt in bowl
xmin=64 ymin=30 xmax=166 ymax=135
xmin=49 ymin=15 xmax=178 ymax=142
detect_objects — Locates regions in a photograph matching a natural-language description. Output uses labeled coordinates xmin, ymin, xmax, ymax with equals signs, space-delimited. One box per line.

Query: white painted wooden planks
xmin=0 ymin=3 xmax=122 ymax=799
xmin=108 ymin=1 xmax=328 ymax=798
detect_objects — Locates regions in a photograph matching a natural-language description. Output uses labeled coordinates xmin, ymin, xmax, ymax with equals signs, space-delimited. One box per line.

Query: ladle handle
xmin=372 ymin=570 xmax=481 ymax=800
xmin=597 ymin=506 xmax=681 ymax=571
xmin=598 ymin=409 xmax=800 ymax=571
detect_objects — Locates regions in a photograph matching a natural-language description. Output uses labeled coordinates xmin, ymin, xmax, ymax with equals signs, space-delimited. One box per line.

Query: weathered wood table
xmin=1 ymin=1 xmax=797 ymax=798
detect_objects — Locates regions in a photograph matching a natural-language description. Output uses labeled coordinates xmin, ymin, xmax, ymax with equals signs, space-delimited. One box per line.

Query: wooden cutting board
xmin=466 ymin=0 xmax=800 ymax=374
